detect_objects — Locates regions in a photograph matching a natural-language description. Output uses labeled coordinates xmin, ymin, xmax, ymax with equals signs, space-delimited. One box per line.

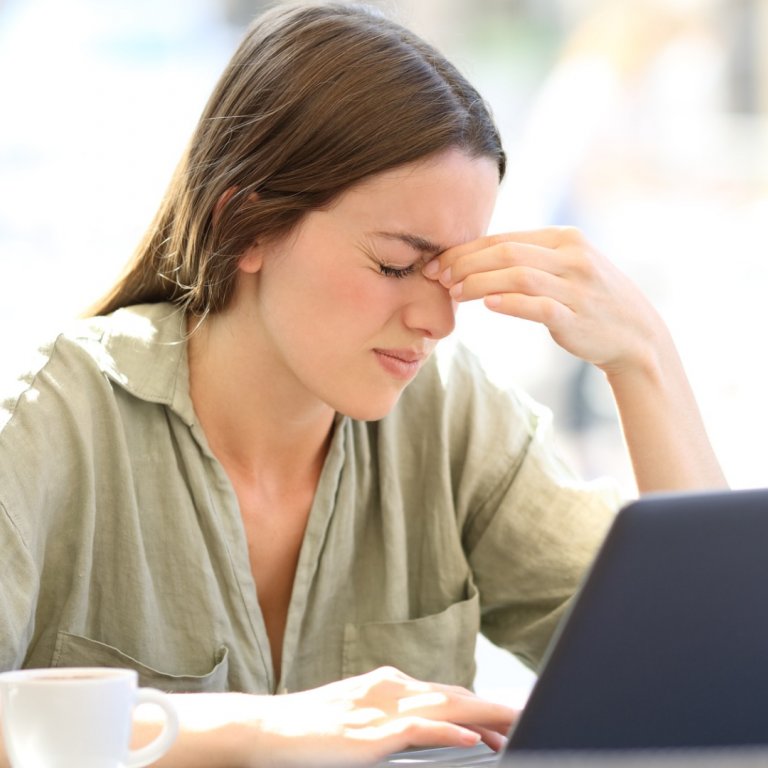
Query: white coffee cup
xmin=0 ymin=667 xmax=179 ymax=768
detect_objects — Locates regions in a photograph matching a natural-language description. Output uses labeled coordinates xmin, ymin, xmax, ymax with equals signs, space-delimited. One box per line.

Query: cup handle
xmin=124 ymin=687 xmax=180 ymax=768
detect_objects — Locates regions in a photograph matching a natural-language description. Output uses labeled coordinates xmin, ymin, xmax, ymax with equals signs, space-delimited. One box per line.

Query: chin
xmin=337 ymin=393 xmax=404 ymax=422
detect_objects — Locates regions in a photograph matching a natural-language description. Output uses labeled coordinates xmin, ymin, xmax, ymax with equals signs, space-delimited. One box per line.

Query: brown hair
xmin=88 ymin=2 xmax=506 ymax=318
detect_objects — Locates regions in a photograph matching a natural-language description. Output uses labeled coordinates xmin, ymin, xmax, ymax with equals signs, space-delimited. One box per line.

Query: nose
xmin=401 ymin=274 xmax=456 ymax=340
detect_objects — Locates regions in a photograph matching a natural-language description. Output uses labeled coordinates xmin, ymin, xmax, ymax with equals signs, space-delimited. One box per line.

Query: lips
xmin=373 ymin=348 xmax=427 ymax=380
xmin=375 ymin=348 xmax=426 ymax=364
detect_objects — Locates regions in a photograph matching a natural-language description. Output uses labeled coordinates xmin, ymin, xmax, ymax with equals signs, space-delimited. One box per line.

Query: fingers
xmin=472 ymin=724 xmax=510 ymax=753
xmin=263 ymin=668 xmax=520 ymax=768
xmin=449 ymin=264 xmax=571 ymax=307
xmin=424 ymin=242 xmax=564 ymax=293
xmin=420 ymin=225 xmax=659 ymax=372
xmin=483 ymin=293 xmax=574 ymax=328
xmin=423 ymin=226 xmax=584 ymax=281
xmin=262 ymin=718 xmax=485 ymax=768
xmin=314 ymin=666 xmax=516 ymax=733
xmin=420 ymin=227 xmax=605 ymax=330
xmin=347 ymin=715 xmax=483 ymax=750
xmin=344 ymin=714 xmax=514 ymax=764
xmin=438 ymin=226 xmax=582 ymax=266
xmin=354 ymin=668 xmax=516 ymax=734
xmin=413 ymin=689 xmax=516 ymax=733
xmin=421 ymin=229 xmax=588 ymax=317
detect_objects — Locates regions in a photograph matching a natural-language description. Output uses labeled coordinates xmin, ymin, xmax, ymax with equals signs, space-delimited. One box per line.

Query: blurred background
xmin=1 ymin=0 xmax=766 ymax=693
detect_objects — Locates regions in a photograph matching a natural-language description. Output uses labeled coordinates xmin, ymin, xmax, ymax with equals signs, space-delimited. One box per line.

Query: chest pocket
xmin=342 ymin=584 xmax=480 ymax=688
xmin=52 ymin=631 xmax=229 ymax=693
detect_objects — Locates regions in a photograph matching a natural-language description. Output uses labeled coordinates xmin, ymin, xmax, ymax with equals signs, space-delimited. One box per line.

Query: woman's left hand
xmin=423 ymin=225 xmax=727 ymax=492
xmin=423 ymin=226 xmax=665 ymax=377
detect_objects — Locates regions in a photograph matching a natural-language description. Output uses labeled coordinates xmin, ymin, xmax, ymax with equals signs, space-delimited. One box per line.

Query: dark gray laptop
xmin=381 ymin=487 xmax=768 ymax=765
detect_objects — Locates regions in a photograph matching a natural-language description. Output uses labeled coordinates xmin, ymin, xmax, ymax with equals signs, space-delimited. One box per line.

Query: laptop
xmin=380 ymin=487 xmax=768 ymax=766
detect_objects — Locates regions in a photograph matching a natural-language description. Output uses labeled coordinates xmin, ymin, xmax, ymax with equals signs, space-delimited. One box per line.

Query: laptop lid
xmin=506 ymin=487 xmax=768 ymax=752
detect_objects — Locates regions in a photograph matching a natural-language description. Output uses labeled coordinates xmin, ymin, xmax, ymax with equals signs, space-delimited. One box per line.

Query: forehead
xmin=325 ymin=149 xmax=500 ymax=248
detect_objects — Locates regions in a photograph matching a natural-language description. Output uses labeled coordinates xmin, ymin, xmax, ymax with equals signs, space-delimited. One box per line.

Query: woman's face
xmin=235 ymin=148 xmax=499 ymax=420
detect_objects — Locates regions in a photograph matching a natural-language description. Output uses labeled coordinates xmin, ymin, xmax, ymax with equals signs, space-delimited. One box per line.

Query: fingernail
xmin=449 ymin=281 xmax=463 ymax=299
xmin=485 ymin=294 xmax=501 ymax=308
xmin=439 ymin=267 xmax=452 ymax=286
xmin=422 ymin=259 xmax=440 ymax=278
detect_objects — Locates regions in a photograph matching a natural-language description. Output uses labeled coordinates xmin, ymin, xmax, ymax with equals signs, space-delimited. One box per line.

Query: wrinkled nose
xmin=401 ymin=274 xmax=456 ymax=340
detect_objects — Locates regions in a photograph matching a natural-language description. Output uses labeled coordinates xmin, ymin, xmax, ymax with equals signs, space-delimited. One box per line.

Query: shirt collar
xmin=79 ymin=302 xmax=196 ymax=426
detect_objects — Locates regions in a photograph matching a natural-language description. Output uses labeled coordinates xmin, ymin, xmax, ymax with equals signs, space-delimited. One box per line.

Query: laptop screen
xmin=507 ymin=488 xmax=768 ymax=751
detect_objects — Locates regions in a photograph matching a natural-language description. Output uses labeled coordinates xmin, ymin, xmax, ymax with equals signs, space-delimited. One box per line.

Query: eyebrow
xmin=372 ymin=231 xmax=445 ymax=256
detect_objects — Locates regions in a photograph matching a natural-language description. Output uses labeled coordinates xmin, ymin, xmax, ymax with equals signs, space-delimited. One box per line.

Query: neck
xmin=186 ymin=310 xmax=335 ymax=489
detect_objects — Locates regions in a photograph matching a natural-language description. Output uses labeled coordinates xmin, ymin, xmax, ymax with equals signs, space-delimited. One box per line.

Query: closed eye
xmin=378 ymin=262 xmax=416 ymax=279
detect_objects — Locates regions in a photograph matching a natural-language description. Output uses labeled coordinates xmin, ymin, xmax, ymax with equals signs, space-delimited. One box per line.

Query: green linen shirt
xmin=0 ymin=303 xmax=619 ymax=694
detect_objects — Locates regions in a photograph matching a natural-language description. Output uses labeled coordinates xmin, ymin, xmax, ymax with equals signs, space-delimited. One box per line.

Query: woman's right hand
xmin=252 ymin=666 xmax=517 ymax=767
xmin=139 ymin=666 xmax=519 ymax=768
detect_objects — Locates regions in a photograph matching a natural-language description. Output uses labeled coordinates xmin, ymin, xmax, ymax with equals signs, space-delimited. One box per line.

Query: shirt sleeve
xmin=0 ymin=337 xmax=74 ymax=671
xmin=443 ymin=347 xmax=622 ymax=671
xmin=0 ymin=499 xmax=39 ymax=670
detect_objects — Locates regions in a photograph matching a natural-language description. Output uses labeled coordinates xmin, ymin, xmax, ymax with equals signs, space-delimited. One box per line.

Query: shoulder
xmin=0 ymin=303 xmax=186 ymax=538
xmin=0 ymin=319 xmax=102 ymax=435
xmin=0 ymin=303 xmax=185 ymax=439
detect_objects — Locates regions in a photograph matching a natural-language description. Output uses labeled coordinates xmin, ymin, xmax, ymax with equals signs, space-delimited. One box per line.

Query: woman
xmin=0 ymin=2 xmax=725 ymax=765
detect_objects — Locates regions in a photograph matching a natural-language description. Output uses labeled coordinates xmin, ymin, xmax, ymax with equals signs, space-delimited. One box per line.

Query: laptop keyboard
xmin=378 ymin=744 xmax=498 ymax=766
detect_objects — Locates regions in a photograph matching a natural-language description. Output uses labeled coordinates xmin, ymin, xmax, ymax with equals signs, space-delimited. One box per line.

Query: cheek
xmin=267 ymin=265 xmax=382 ymax=342
xmin=263 ymin=246 xmax=401 ymax=337
xmin=324 ymin=270 xmax=401 ymax=322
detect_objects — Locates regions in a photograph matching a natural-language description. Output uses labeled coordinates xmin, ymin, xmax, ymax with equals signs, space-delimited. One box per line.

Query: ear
xmin=239 ymin=245 xmax=263 ymax=274
xmin=215 ymin=187 xmax=262 ymax=274
xmin=213 ymin=187 xmax=237 ymax=225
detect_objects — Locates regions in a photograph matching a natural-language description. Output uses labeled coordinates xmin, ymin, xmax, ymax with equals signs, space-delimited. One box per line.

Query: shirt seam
xmin=168 ymin=337 xmax=194 ymax=425
xmin=0 ymin=496 xmax=31 ymax=559
xmin=461 ymin=428 xmax=534 ymax=554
